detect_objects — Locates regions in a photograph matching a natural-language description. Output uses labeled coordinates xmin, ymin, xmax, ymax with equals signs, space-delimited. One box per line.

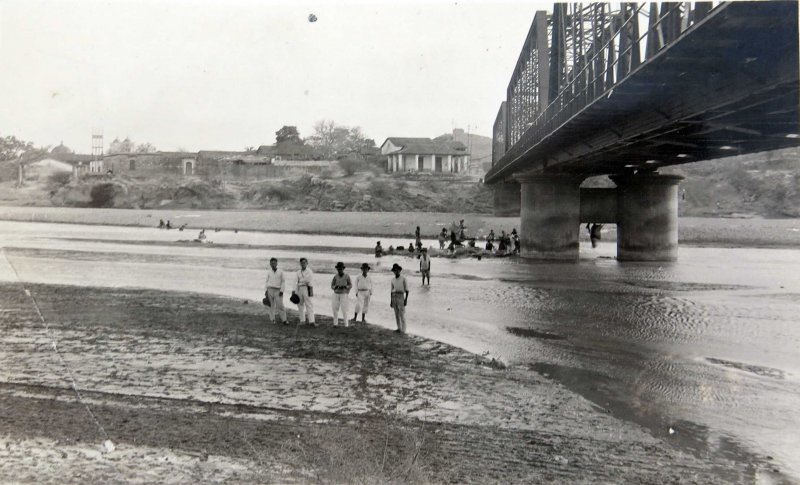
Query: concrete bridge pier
xmin=611 ymin=173 xmax=684 ymax=261
xmin=492 ymin=182 xmax=521 ymax=216
xmin=516 ymin=173 xmax=585 ymax=260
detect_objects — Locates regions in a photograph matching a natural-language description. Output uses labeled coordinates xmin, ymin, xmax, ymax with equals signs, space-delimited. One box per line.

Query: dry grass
xmin=253 ymin=417 xmax=431 ymax=485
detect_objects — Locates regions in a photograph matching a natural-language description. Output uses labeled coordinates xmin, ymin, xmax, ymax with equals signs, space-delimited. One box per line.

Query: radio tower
xmin=91 ymin=129 xmax=104 ymax=174
xmin=92 ymin=129 xmax=104 ymax=159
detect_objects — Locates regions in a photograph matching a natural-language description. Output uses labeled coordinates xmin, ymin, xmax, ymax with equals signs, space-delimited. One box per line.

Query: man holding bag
xmin=264 ymin=257 xmax=288 ymax=325
xmin=330 ymin=262 xmax=353 ymax=327
xmin=295 ymin=257 xmax=316 ymax=326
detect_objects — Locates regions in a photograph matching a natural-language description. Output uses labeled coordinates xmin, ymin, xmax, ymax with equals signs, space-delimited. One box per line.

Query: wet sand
xmin=1 ymin=206 xmax=798 ymax=247
xmin=0 ymin=281 xmax=756 ymax=483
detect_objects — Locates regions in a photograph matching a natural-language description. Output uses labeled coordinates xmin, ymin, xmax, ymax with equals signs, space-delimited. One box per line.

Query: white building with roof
xmin=380 ymin=137 xmax=470 ymax=173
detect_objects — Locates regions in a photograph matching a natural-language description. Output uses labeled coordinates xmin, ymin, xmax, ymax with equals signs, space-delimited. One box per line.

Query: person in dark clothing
xmin=588 ymin=223 xmax=603 ymax=248
xmin=511 ymin=228 xmax=520 ymax=253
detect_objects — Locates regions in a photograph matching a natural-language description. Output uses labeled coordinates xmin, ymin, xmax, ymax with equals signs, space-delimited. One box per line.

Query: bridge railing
xmin=492 ymin=2 xmax=720 ymax=179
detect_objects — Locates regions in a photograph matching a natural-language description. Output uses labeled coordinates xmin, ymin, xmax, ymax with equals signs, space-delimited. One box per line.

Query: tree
xmin=342 ymin=127 xmax=376 ymax=161
xmin=134 ymin=142 xmax=157 ymax=153
xmin=275 ymin=126 xmax=302 ymax=144
xmin=108 ymin=137 xmax=134 ymax=154
xmin=307 ymin=120 xmax=376 ymax=161
xmin=0 ymin=135 xmax=34 ymax=161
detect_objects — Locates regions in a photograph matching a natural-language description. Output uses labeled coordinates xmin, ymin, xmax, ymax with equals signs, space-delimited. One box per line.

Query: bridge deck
xmin=486 ymin=1 xmax=799 ymax=184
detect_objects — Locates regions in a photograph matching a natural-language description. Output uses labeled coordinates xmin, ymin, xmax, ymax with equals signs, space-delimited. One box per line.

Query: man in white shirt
xmin=353 ymin=263 xmax=373 ymax=324
xmin=295 ymin=257 xmax=316 ymax=326
xmin=390 ymin=263 xmax=409 ymax=334
xmin=330 ymin=261 xmax=352 ymax=327
xmin=264 ymin=257 xmax=288 ymax=325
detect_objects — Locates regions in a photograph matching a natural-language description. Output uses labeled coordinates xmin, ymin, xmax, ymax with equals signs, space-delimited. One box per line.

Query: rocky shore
xmin=0 ymin=280 xmax=757 ymax=483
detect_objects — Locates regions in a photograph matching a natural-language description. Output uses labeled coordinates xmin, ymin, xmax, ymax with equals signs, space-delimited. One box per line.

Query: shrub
xmin=339 ymin=156 xmax=366 ymax=176
xmin=265 ymin=183 xmax=292 ymax=201
xmin=369 ymin=179 xmax=392 ymax=198
xmin=89 ymin=183 xmax=119 ymax=207
xmin=48 ymin=171 xmax=72 ymax=187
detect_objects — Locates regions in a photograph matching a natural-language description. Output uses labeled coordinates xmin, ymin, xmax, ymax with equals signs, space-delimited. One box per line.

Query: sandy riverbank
xmin=1 ymin=206 xmax=799 ymax=248
xmin=0 ymin=281 xmax=762 ymax=483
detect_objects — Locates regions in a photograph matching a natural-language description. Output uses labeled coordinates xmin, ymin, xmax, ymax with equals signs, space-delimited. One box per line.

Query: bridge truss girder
xmin=487 ymin=1 xmax=798 ymax=184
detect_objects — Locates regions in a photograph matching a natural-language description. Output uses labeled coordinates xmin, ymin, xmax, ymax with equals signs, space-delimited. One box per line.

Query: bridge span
xmin=486 ymin=1 xmax=799 ymax=261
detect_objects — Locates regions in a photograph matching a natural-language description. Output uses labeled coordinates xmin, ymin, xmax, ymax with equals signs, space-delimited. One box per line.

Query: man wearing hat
xmin=390 ymin=263 xmax=409 ymax=333
xmin=419 ymin=247 xmax=431 ymax=286
xmin=264 ymin=257 xmax=288 ymax=325
xmin=295 ymin=257 xmax=316 ymax=326
xmin=330 ymin=262 xmax=353 ymax=327
xmin=353 ymin=263 xmax=373 ymax=324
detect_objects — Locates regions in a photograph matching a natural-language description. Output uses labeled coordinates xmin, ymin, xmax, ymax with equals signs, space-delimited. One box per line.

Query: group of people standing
xmin=484 ymin=228 xmax=520 ymax=254
xmin=263 ymin=257 xmax=411 ymax=334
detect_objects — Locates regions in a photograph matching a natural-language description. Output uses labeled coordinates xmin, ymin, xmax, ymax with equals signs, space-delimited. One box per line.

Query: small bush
xmin=370 ymin=179 xmax=392 ymax=198
xmin=89 ymin=183 xmax=119 ymax=207
xmin=48 ymin=171 xmax=72 ymax=187
xmin=265 ymin=183 xmax=292 ymax=201
xmin=339 ymin=156 xmax=366 ymax=176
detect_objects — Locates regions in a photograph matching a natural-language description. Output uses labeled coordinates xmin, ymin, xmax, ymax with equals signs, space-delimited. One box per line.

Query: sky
xmin=1 ymin=0 xmax=547 ymax=153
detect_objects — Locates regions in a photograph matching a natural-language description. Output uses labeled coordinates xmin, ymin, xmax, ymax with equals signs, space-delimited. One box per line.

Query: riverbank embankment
xmin=0 ymin=279 xmax=754 ymax=483
xmin=1 ymin=206 xmax=799 ymax=248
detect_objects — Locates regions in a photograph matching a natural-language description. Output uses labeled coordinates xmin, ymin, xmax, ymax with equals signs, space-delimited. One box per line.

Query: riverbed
xmin=1 ymin=219 xmax=798 ymax=481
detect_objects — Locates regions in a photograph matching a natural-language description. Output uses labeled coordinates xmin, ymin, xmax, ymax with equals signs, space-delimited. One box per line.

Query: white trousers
xmin=355 ymin=291 xmax=371 ymax=315
xmin=391 ymin=293 xmax=406 ymax=333
xmin=331 ymin=293 xmax=350 ymax=326
xmin=266 ymin=287 xmax=287 ymax=323
xmin=297 ymin=286 xmax=314 ymax=323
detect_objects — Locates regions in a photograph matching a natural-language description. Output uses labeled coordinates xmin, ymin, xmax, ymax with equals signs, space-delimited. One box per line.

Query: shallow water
xmin=1 ymin=220 xmax=798 ymax=480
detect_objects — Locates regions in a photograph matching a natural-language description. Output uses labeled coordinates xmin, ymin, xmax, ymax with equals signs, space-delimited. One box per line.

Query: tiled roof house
xmin=380 ymin=137 xmax=470 ymax=173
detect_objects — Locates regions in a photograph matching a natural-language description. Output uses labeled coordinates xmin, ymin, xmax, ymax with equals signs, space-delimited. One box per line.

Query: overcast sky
xmin=1 ymin=0 xmax=547 ymax=153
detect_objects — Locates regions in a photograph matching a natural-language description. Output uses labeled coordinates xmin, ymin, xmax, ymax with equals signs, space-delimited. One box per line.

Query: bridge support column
xmin=516 ymin=173 xmax=584 ymax=260
xmin=493 ymin=182 xmax=520 ymax=216
xmin=611 ymin=173 xmax=684 ymax=261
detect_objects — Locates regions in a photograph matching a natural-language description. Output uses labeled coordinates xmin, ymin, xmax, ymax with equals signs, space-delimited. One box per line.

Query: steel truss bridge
xmin=486 ymin=1 xmax=799 ymax=183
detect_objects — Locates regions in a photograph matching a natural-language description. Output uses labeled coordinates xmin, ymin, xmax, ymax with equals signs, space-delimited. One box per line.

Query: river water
xmin=1 ymin=220 xmax=798 ymax=480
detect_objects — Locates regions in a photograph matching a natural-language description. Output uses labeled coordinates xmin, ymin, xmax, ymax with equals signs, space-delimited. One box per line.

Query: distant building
xmin=101 ymin=152 xmax=199 ymax=176
xmin=380 ymin=137 xmax=470 ymax=173
xmin=50 ymin=142 xmax=73 ymax=156
xmin=257 ymin=141 xmax=320 ymax=161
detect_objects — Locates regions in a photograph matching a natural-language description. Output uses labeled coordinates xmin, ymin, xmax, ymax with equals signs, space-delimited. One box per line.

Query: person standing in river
xmin=331 ymin=262 xmax=353 ymax=327
xmin=419 ymin=247 xmax=431 ymax=286
xmin=295 ymin=257 xmax=315 ymax=327
xmin=264 ymin=257 xmax=288 ymax=325
xmin=390 ymin=263 xmax=409 ymax=333
xmin=353 ymin=263 xmax=373 ymax=324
